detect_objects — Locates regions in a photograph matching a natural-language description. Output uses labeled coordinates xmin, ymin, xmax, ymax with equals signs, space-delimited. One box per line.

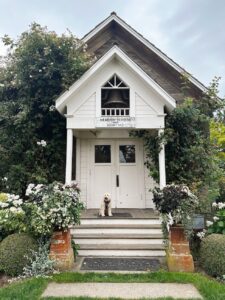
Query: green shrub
xmin=0 ymin=233 xmax=38 ymax=276
xmin=200 ymin=234 xmax=225 ymax=277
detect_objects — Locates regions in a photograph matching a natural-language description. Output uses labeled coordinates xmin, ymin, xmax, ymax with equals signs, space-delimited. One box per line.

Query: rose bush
xmin=25 ymin=181 xmax=84 ymax=235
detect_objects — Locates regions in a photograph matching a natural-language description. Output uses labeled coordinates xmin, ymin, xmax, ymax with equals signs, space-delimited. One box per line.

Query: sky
xmin=0 ymin=0 xmax=224 ymax=96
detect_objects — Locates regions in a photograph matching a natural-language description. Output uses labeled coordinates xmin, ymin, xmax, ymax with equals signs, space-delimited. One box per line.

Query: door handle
xmin=116 ymin=175 xmax=119 ymax=187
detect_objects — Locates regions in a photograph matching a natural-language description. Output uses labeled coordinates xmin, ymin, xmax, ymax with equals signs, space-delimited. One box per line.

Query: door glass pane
xmin=119 ymin=145 xmax=135 ymax=163
xmin=95 ymin=145 xmax=111 ymax=163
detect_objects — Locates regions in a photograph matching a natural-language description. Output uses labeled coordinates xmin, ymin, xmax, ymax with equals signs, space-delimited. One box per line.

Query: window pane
xmin=95 ymin=145 xmax=111 ymax=163
xmin=119 ymin=145 xmax=135 ymax=163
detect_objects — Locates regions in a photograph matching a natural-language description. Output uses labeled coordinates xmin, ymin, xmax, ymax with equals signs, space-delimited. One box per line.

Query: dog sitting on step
xmin=99 ymin=193 xmax=113 ymax=217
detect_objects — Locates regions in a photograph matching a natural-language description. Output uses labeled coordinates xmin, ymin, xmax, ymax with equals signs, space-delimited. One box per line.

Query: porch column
xmin=158 ymin=128 xmax=166 ymax=189
xmin=65 ymin=128 xmax=73 ymax=184
xmin=75 ymin=137 xmax=81 ymax=183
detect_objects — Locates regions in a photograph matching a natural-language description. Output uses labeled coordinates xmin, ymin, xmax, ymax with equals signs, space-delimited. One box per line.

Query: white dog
xmin=99 ymin=193 xmax=113 ymax=217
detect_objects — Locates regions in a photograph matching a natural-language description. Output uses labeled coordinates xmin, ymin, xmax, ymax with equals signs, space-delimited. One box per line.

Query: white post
xmin=75 ymin=138 xmax=81 ymax=183
xmin=158 ymin=128 xmax=166 ymax=189
xmin=65 ymin=128 xmax=73 ymax=184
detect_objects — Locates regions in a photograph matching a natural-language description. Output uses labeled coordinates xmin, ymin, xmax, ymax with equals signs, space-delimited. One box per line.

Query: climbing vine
xmin=131 ymin=78 xmax=225 ymax=203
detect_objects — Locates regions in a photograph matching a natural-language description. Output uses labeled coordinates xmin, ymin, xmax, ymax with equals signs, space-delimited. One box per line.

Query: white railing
xmin=101 ymin=108 xmax=130 ymax=116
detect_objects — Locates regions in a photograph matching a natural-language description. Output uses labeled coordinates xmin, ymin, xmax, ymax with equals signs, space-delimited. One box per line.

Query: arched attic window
xmin=101 ymin=74 xmax=130 ymax=116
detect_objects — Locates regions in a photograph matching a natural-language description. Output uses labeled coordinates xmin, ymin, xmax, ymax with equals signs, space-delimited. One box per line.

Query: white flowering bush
xmin=153 ymin=184 xmax=199 ymax=237
xmin=206 ymin=202 xmax=225 ymax=235
xmin=0 ymin=193 xmax=26 ymax=240
xmin=25 ymin=181 xmax=84 ymax=235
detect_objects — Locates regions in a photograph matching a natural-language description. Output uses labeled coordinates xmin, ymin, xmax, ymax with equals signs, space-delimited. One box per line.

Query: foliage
xmin=206 ymin=202 xmax=225 ymax=235
xmin=24 ymin=181 xmax=84 ymax=235
xmin=210 ymin=120 xmax=225 ymax=163
xmin=200 ymin=234 xmax=225 ymax=278
xmin=153 ymin=184 xmax=199 ymax=237
xmin=0 ymin=192 xmax=26 ymax=241
xmin=0 ymin=23 xmax=93 ymax=196
xmin=22 ymin=241 xmax=56 ymax=278
xmin=0 ymin=233 xmax=38 ymax=276
xmin=132 ymin=78 xmax=225 ymax=209
xmin=71 ymin=239 xmax=80 ymax=257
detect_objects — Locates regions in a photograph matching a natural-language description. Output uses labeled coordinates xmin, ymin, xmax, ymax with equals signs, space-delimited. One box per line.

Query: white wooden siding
xmin=74 ymin=93 xmax=96 ymax=117
xmin=66 ymin=58 xmax=165 ymax=129
xmin=135 ymin=93 xmax=158 ymax=116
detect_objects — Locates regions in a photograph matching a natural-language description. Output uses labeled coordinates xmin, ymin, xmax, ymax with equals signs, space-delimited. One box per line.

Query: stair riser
xmin=73 ymin=217 xmax=165 ymax=257
xmin=78 ymin=245 xmax=164 ymax=250
xmin=78 ymin=250 xmax=165 ymax=257
xmin=79 ymin=219 xmax=161 ymax=226
xmin=72 ymin=228 xmax=162 ymax=235
xmin=75 ymin=238 xmax=164 ymax=245
xmin=73 ymin=234 xmax=163 ymax=239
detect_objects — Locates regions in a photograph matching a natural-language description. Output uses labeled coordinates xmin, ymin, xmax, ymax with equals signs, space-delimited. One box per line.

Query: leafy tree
xmin=210 ymin=120 xmax=225 ymax=202
xmin=132 ymin=78 xmax=225 ymax=207
xmin=0 ymin=23 xmax=93 ymax=195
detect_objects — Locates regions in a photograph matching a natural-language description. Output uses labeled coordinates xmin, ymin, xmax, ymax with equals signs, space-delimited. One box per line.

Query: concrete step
xmin=78 ymin=219 xmax=161 ymax=226
xmin=71 ymin=228 xmax=162 ymax=236
xmin=73 ymin=233 xmax=163 ymax=239
xmin=72 ymin=217 xmax=165 ymax=257
xmin=75 ymin=238 xmax=164 ymax=245
xmin=78 ymin=249 xmax=165 ymax=257
xmin=76 ymin=223 xmax=161 ymax=229
xmin=78 ymin=244 xmax=164 ymax=250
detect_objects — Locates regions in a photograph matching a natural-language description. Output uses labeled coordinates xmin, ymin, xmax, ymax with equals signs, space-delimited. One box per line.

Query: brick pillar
xmin=49 ymin=229 xmax=74 ymax=271
xmin=167 ymin=225 xmax=194 ymax=272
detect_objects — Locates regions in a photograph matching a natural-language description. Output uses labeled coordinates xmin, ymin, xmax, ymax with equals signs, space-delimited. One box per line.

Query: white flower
xmin=213 ymin=216 xmax=219 ymax=222
xmin=0 ymin=202 xmax=9 ymax=208
xmin=9 ymin=207 xmax=17 ymax=213
xmin=0 ymin=83 xmax=5 ymax=87
xmin=16 ymin=208 xmax=24 ymax=214
xmin=3 ymin=177 xmax=8 ymax=181
xmin=49 ymin=105 xmax=55 ymax=112
xmin=26 ymin=183 xmax=35 ymax=196
xmin=218 ymin=202 xmax=225 ymax=210
xmin=197 ymin=231 xmax=205 ymax=239
xmin=39 ymin=69 xmax=42 ymax=72
xmin=35 ymin=184 xmax=43 ymax=192
xmin=29 ymin=75 xmax=33 ymax=78
xmin=37 ymin=140 xmax=47 ymax=147
xmin=206 ymin=220 xmax=213 ymax=227
xmin=212 ymin=202 xmax=217 ymax=208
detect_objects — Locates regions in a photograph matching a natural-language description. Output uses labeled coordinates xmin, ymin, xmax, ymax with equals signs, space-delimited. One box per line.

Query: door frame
xmin=87 ymin=138 xmax=145 ymax=209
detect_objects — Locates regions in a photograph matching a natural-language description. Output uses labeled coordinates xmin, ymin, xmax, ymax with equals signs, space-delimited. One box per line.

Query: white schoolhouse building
xmin=55 ymin=13 xmax=205 ymax=257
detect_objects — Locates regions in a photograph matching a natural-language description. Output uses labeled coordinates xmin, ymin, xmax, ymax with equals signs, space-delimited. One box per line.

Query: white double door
xmin=88 ymin=139 xmax=144 ymax=209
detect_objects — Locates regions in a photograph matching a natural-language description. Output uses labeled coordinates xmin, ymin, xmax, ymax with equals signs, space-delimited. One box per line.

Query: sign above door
xmin=96 ymin=116 xmax=136 ymax=128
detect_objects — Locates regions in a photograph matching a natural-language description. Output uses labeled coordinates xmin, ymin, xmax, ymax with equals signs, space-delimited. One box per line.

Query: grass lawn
xmin=0 ymin=271 xmax=224 ymax=300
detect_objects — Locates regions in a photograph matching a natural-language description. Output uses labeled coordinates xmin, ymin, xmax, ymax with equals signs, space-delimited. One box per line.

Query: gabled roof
xmin=82 ymin=12 xmax=207 ymax=93
xmin=55 ymin=46 xmax=176 ymax=113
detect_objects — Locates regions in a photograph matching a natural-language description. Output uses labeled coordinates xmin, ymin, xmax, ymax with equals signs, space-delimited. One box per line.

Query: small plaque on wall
xmin=96 ymin=117 xmax=136 ymax=128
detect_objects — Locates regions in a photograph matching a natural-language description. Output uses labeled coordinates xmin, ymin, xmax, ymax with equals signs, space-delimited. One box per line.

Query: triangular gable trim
xmin=55 ymin=46 xmax=176 ymax=113
xmin=135 ymin=92 xmax=159 ymax=115
xmin=82 ymin=12 xmax=207 ymax=93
